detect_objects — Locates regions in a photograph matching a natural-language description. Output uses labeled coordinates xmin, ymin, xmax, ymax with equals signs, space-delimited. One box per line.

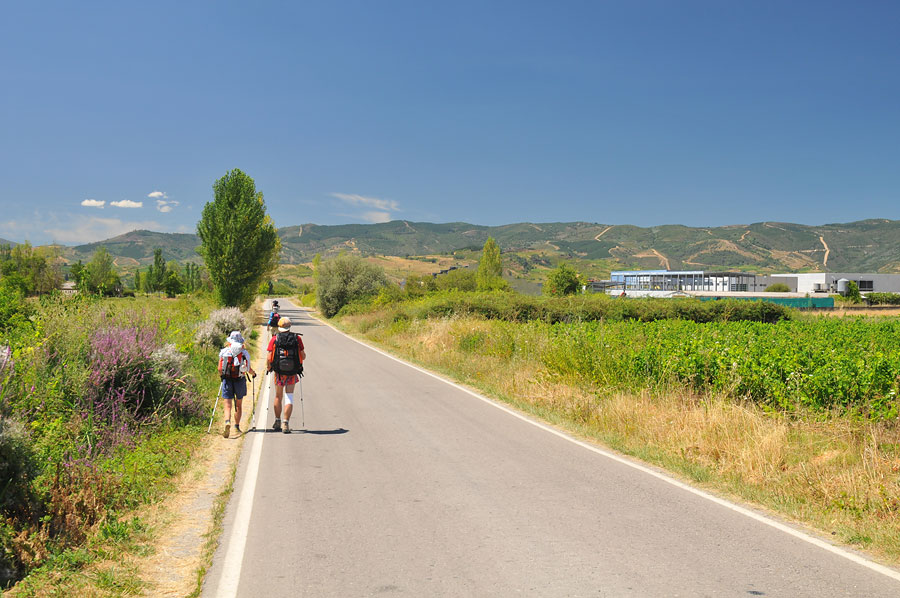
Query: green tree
xmin=476 ymin=237 xmax=507 ymax=291
xmin=845 ymin=280 xmax=862 ymax=303
xmin=133 ymin=269 xmax=142 ymax=293
xmin=434 ymin=268 xmax=476 ymax=292
xmin=197 ymin=169 xmax=280 ymax=309
xmin=316 ymin=255 xmax=389 ymax=317
xmin=84 ymin=247 xmax=121 ymax=295
xmin=543 ymin=262 xmax=583 ymax=296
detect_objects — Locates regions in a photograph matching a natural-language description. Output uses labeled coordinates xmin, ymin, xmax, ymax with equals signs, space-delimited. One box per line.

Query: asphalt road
xmin=203 ymin=299 xmax=900 ymax=597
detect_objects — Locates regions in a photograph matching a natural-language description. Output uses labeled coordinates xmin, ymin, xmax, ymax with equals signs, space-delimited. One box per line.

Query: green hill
xmin=52 ymin=219 xmax=900 ymax=275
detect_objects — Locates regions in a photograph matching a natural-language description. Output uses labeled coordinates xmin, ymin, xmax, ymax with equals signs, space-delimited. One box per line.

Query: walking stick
xmin=299 ymin=375 xmax=305 ymax=428
xmin=207 ymin=379 xmax=225 ymax=434
xmin=245 ymin=372 xmax=256 ymax=431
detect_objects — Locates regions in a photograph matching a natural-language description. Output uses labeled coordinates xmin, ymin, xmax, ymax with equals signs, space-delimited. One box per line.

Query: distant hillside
xmin=0 ymin=238 xmax=18 ymax=247
xmin=64 ymin=230 xmax=203 ymax=269
xmin=54 ymin=219 xmax=900 ymax=274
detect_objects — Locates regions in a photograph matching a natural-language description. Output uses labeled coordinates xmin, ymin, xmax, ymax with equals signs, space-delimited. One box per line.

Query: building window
xmin=858 ymin=280 xmax=874 ymax=292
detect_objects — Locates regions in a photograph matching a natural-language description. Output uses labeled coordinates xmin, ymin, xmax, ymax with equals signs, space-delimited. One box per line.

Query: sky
xmin=2 ymin=0 xmax=899 ymax=245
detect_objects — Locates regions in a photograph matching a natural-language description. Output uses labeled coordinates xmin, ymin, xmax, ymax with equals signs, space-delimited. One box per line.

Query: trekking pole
xmin=207 ymin=379 xmax=224 ymax=434
xmin=299 ymin=375 xmax=305 ymax=428
xmin=245 ymin=373 xmax=256 ymax=431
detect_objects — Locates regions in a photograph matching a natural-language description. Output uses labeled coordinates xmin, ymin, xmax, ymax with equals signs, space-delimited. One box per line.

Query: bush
xmin=317 ymin=256 xmax=389 ymax=318
xmin=867 ymin=292 xmax=900 ymax=306
xmin=544 ymin=263 xmax=583 ymax=296
xmin=764 ymin=283 xmax=791 ymax=293
xmin=193 ymin=307 xmax=248 ymax=348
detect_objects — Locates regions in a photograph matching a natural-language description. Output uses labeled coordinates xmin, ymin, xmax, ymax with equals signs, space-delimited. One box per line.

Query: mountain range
xmin=49 ymin=219 xmax=900 ymax=274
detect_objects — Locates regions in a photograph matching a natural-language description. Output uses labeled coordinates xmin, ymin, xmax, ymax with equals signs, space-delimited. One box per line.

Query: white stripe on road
xmin=215 ymin=373 xmax=272 ymax=598
xmin=329 ymin=319 xmax=900 ymax=585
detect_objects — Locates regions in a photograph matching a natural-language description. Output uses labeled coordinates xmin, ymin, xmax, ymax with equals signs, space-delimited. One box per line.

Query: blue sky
xmin=2 ymin=1 xmax=899 ymax=245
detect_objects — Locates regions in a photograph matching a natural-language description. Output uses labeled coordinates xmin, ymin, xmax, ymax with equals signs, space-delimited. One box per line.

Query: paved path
xmin=203 ymin=299 xmax=900 ymax=597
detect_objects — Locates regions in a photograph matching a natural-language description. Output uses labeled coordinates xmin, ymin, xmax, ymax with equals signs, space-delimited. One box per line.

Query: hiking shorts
xmin=221 ymin=377 xmax=247 ymax=400
xmin=274 ymin=373 xmax=300 ymax=387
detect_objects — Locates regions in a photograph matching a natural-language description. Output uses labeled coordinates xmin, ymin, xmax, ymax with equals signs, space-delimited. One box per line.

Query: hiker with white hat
xmin=266 ymin=316 xmax=305 ymax=434
xmin=218 ymin=330 xmax=257 ymax=438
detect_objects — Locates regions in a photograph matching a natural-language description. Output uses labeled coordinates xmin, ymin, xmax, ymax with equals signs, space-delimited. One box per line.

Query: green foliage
xmin=845 ymin=280 xmax=862 ymax=303
xmin=764 ymin=283 xmax=791 ymax=293
xmin=317 ymin=255 xmax=390 ymax=318
xmin=540 ymin=318 xmax=900 ymax=419
xmin=866 ymin=292 xmax=900 ymax=305
xmin=434 ymin=268 xmax=476 ymax=292
xmin=544 ymin=262 xmax=583 ymax=296
xmin=366 ymin=292 xmax=792 ymax=325
xmin=83 ymin=247 xmax=121 ymax=295
xmin=0 ymin=295 xmax=215 ymax=587
xmin=476 ymin=237 xmax=505 ymax=291
xmin=0 ymin=243 xmax=63 ymax=297
xmin=197 ymin=169 xmax=280 ymax=309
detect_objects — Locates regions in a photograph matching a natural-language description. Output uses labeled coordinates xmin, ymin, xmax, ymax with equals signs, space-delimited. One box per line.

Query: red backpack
xmin=223 ymin=352 xmax=247 ymax=379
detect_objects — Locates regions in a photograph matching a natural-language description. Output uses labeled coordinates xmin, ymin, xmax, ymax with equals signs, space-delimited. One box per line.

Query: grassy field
xmin=334 ymin=300 xmax=900 ymax=565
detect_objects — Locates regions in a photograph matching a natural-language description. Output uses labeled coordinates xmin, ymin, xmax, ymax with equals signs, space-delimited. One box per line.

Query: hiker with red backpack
xmin=218 ymin=330 xmax=257 ymax=438
xmin=266 ymin=316 xmax=305 ymax=434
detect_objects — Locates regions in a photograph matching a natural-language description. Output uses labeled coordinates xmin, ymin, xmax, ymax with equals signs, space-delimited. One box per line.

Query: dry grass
xmin=338 ymin=312 xmax=900 ymax=564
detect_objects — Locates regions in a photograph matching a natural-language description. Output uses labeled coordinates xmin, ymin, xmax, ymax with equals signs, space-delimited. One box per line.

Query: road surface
xmin=203 ymin=299 xmax=900 ymax=597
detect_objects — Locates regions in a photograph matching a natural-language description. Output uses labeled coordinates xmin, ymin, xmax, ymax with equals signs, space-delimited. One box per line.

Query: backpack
xmin=223 ymin=352 xmax=247 ymax=379
xmin=274 ymin=332 xmax=302 ymax=376
xmin=267 ymin=311 xmax=280 ymax=327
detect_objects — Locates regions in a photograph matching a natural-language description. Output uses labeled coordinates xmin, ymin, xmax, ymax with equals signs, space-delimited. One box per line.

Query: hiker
xmin=218 ymin=331 xmax=257 ymax=438
xmin=266 ymin=316 xmax=306 ymax=434
xmin=267 ymin=300 xmax=281 ymax=337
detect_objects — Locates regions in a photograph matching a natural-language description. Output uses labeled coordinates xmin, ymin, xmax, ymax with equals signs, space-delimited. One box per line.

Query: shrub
xmin=867 ymin=292 xmax=900 ymax=306
xmin=194 ymin=307 xmax=248 ymax=348
xmin=764 ymin=283 xmax=791 ymax=292
xmin=544 ymin=263 xmax=583 ymax=296
xmin=317 ymin=255 xmax=389 ymax=318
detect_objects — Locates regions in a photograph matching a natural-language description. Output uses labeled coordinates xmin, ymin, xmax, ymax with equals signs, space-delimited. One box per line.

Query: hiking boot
xmin=223 ymin=421 xmax=231 ymax=438
xmin=282 ymin=420 xmax=290 ymax=434
xmin=272 ymin=418 xmax=281 ymax=432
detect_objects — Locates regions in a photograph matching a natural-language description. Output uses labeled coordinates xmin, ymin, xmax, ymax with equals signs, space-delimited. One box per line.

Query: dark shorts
xmin=221 ymin=377 xmax=247 ymax=399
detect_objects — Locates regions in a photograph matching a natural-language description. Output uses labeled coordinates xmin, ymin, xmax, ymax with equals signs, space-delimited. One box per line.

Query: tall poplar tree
xmin=197 ymin=168 xmax=280 ymax=309
xmin=476 ymin=237 xmax=505 ymax=291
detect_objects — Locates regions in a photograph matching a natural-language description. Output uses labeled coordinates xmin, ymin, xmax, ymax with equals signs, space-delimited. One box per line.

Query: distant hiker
xmin=266 ymin=317 xmax=306 ymax=434
xmin=267 ymin=301 xmax=281 ymax=337
xmin=218 ymin=331 xmax=257 ymax=438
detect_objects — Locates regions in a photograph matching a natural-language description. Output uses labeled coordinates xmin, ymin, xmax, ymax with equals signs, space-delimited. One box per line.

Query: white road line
xmin=215 ymin=373 xmax=271 ymax=597
xmin=329 ymin=320 xmax=900 ymax=585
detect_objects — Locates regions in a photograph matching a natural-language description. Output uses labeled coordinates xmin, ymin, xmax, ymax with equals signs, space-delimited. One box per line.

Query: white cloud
xmin=111 ymin=200 xmax=143 ymax=208
xmin=147 ymin=191 xmax=168 ymax=199
xmin=362 ymin=211 xmax=392 ymax=223
xmin=331 ymin=193 xmax=400 ymax=212
xmin=331 ymin=193 xmax=401 ymax=223
xmin=81 ymin=199 xmax=105 ymax=208
xmin=44 ymin=215 xmax=162 ymax=244
xmin=156 ymin=199 xmax=180 ymax=213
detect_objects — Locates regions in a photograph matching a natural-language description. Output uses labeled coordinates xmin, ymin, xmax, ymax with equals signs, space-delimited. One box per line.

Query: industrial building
xmin=590 ymin=270 xmax=900 ymax=306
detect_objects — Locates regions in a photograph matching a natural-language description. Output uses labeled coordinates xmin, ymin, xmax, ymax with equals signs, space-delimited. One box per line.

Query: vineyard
xmin=541 ymin=318 xmax=900 ymax=419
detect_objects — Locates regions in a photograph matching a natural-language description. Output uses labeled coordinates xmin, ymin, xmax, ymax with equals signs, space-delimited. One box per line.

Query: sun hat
xmin=229 ymin=341 xmax=243 ymax=357
xmin=277 ymin=317 xmax=292 ymax=332
xmin=228 ymin=330 xmax=245 ymax=344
